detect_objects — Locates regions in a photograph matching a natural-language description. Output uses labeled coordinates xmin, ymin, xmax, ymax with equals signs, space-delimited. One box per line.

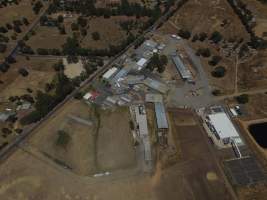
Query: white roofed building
xmin=102 ymin=67 xmax=118 ymax=80
xmin=206 ymin=111 xmax=243 ymax=146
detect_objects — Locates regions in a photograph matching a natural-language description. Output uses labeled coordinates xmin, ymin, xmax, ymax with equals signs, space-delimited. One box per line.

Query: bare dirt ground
xmin=0 ymin=56 xmax=57 ymax=101
xmin=96 ymin=107 xmax=136 ymax=171
xmin=156 ymin=109 xmax=234 ymax=200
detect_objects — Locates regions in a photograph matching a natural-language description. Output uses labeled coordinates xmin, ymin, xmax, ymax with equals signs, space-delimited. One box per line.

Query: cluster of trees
xmin=227 ymin=0 xmax=267 ymax=49
xmin=36 ymin=48 xmax=61 ymax=55
xmin=48 ymin=0 xmax=161 ymax=21
xmin=0 ymin=17 xmax=30 ymax=37
xmin=146 ymin=53 xmax=168 ymax=73
xmin=20 ymin=72 xmax=75 ymax=125
xmin=32 ymin=0 xmax=43 ymax=14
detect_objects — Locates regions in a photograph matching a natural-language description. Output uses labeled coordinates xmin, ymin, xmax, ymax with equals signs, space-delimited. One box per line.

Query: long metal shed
xmin=171 ymin=53 xmax=193 ymax=80
xmin=154 ymin=102 xmax=168 ymax=129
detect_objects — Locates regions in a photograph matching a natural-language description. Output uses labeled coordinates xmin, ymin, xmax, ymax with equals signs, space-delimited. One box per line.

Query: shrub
xmin=18 ymin=68 xmax=29 ymax=77
xmin=56 ymin=130 xmax=71 ymax=148
xmin=208 ymin=55 xmax=222 ymax=66
xmin=178 ymin=29 xmax=191 ymax=39
xmin=92 ymin=32 xmax=100 ymax=40
xmin=235 ymin=94 xmax=249 ymax=104
xmin=211 ymin=66 xmax=226 ymax=78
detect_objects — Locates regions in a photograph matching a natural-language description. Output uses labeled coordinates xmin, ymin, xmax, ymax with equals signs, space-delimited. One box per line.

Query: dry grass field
xmin=27 ymin=25 xmax=68 ymax=50
xmin=0 ymin=0 xmax=37 ymax=25
xmin=28 ymin=100 xmax=97 ymax=176
xmin=26 ymin=15 xmax=78 ymax=50
xmin=0 ymin=56 xmax=57 ymax=101
xmin=81 ymin=16 xmax=128 ymax=49
xmin=96 ymin=106 xmax=136 ymax=171
xmin=238 ymin=51 xmax=267 ymax=91
xmin=25 ymin=102 xmax=136 ymax=175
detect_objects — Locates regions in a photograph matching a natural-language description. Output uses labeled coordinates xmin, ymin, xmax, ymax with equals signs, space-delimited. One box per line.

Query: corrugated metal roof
xmin=171 ymin=54 xmax=192 ymax=80
xmin=143 ymin=78 xmax=168 ymax=94
xmin=154 ymin=102 xmax=168 ymax=129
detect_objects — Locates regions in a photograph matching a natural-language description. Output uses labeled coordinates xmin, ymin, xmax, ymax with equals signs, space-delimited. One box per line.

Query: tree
xmin=92 ymin=32 xmax=100 ymax=40
xmin=33 ymin=1 xmax=43 ymax=14
xmin=178 ymin=29 xmax=191 ymax=39
xmin=56 ymin=130 xmax=71 ymax=148
xmin=18 ymin=68 xmax=29 ymax=77
xmin=0 ymin=26 xmax=8 ymax=33
xmin=71 ymin=23 xmax=79 ymax=31
xmin=59 ymin=25 xmax=66 ymax=34
xmin=22 ymin=17 xmax=29 ymax=25
xmin=235 ymin=94 xmax=249 ymax=104
xmin=211 ymin=66 xmax=226 ymax=78
xmin=6 ymin=23 xmax=13 ymax=30
xmin=210 ymin=31 xmax=223 ymax=43
xmin=62 ymin=37 xmax=80 ymax=56
xmin=208 ymin=55 xmax=222 ymax=66
xmin=57 ymin=15 xmax=64 ymax=23
xmin=80 ymin=28 xmax=87 ymax=36
xmin=0 ymin=43 xmax=7 ymax=53
xmin=14 ymin=25 xmax=22 ymax=33
xmin=196 ymin=48 xmax=211 ymax=57
xmin=198 ymin=32 xmax=207 ymax=41
xmin=212 ymin=89 xmax=221 ymax=96
xmin=0 ymin=63 xmax=10 ymax=73
xmin=53 ymin=60 xmax=65 ymax=71
xmin=77 ymin=16 xmax=87 ymax=27
xmin=40 ymin=15 xmax=48 ymax=25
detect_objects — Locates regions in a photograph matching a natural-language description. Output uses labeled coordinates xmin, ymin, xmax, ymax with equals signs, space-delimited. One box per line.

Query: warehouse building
xmin=171 ymin=53 xmax=193 ymax=83
xmin=206 ymin=111 xmax=243 ymax=146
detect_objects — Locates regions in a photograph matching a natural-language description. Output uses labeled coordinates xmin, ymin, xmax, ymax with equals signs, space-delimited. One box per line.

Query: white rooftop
xmin=83 ymin=92 xmax=92 ymax=100
xmin=103 ymin=67 xmax=118 ymax=79
xmin=208 ymin=112 xmax=239 ymax=140
xmin=137 ymin=58 xmax=148 ymax=68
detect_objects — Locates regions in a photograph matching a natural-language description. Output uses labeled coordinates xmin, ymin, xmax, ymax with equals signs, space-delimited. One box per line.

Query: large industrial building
xmin=205 ymin=108 xmax=243 ymax=147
